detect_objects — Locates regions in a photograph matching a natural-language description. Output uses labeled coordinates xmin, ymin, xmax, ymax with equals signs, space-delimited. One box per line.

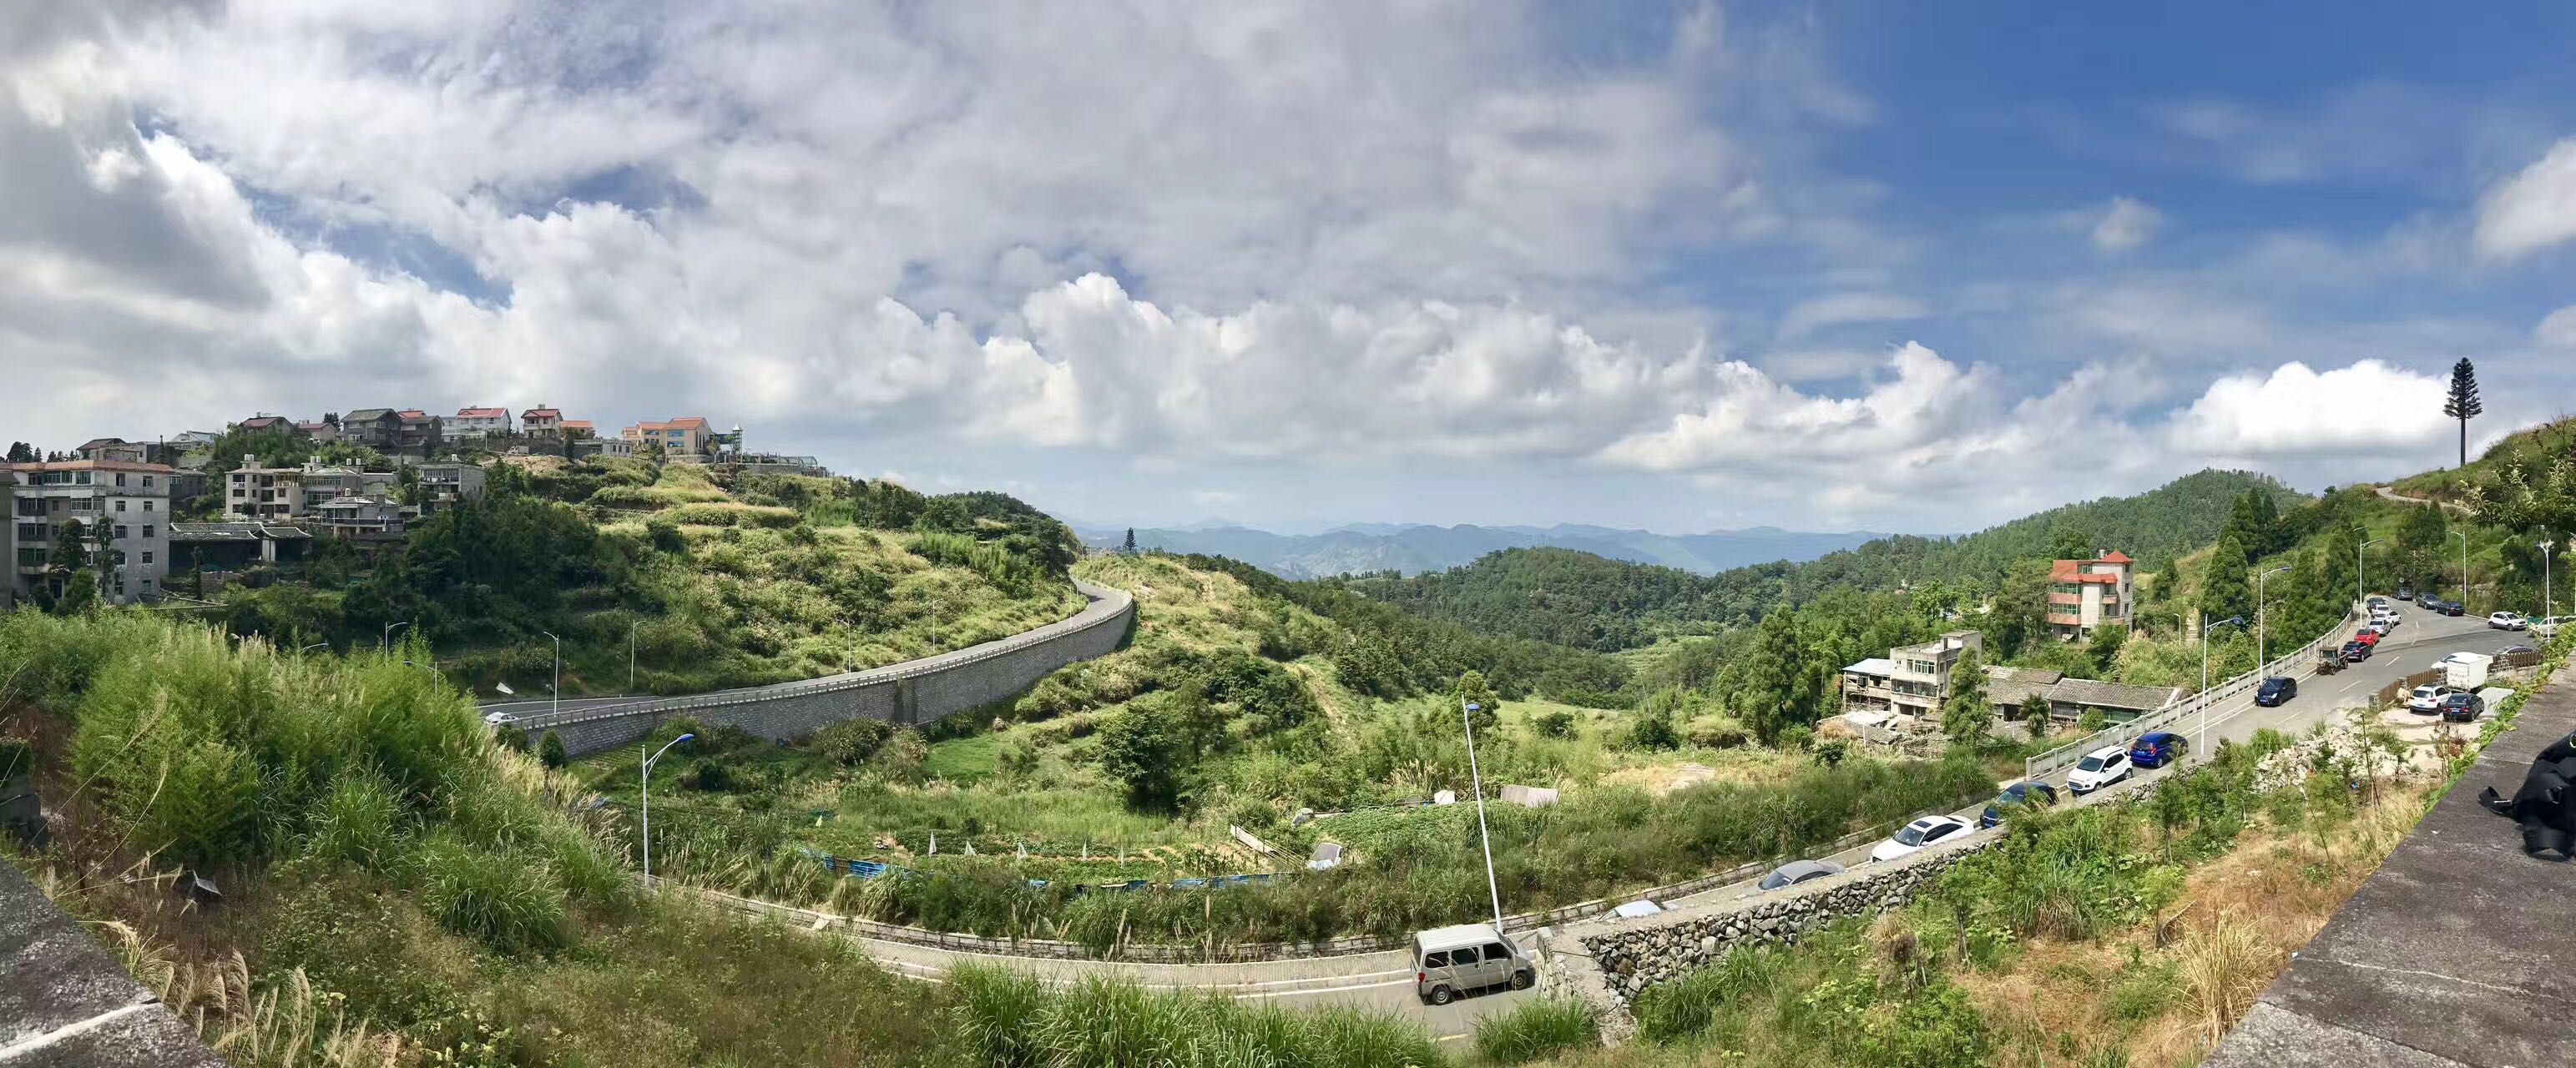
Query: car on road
xmin=2371 ymin=607 xmax=2401 ymax=627
xmin=2351 ymin=629 xmax=2381 ymax=647
xmin=1870 ymin=815 xmax=1972 ymax=863
xmin=2439 ymin=693 xmax=2488 ymax=723
xmin=2488 ymin=611 xmax=2528 ymax=631
xmin=2341 ymin=640 xmax=2372 ymax=662
xmin=2129 ymin=731 xmax=2189 ymax=769
xmin=2417 ymin=592 xmax=2442 ymax=607
xmin=2397 ymin=581 xmax=2415 ymax=600
xmin=2437 ymin=600 xmax=2467 ymax=617
xmin=2367 ymin=596 xmax=2389 ymax=612
xmin=2255 ymin=676 xmax=2298 ymax=706
xmin=2502 ymin=644 xmax=2538 ymax=656
xmin=2405 ymin=684 xmax=2459 ymax=714
xmin=1412 ymin=924 xmax=1534 ymax=1005
xmin=2532 ymin=617 xmax=2573 ymax=640
xmin=1977 ymin=781 xmax=2060 ymax=829
xmin=482 ymin=710 xmax=513 ymax=727
xmin=1754 ymin=859 xmax=1847 ymax=893
xmin=2066 ymin=745 xmax=2134 ymax=795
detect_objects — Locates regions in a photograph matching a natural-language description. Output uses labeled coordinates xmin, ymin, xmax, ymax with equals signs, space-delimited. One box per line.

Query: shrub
xmin=809 ymin=718 xmax=893 ymax=766
xmin=417 ymin=834 xmax=571 ymax=955
xmin=1473 ymin=998 xmax=1601 ymax=1065
xmin=303 ymin=770 xmax=406 ymax=869
xmin=538 ymin=730 xmax=568 ymax=768
xmin=1532 ymin=709 xmax=1576 ymax=738
xmin=1627 ymin=704 xmax=1679 ymax=750
xmin=947 ymin=964 xmax=1048 ymax=1068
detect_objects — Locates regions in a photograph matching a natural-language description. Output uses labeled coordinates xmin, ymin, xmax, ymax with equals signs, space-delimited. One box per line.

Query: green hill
xmin=1343 ymin=469 xmax=2302 ymax=652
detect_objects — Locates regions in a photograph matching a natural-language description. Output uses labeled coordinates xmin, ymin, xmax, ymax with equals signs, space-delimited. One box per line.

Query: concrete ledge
xmin=2205 ymin=665 xmax=2576 ymax=1068
xmin=0 ymin=863 xmax=224 ymax=1067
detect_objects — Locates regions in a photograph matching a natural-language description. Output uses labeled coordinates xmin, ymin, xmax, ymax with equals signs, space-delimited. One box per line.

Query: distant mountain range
xmin=1072 ymin=521 xmax=1885 ymax=578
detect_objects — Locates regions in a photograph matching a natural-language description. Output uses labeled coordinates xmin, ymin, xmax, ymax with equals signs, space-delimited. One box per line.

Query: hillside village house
xmin=233 ymin=415 xmax=290 ymax=433
xmin=3 ymin=459 xmax=174 ymax=605
xmin=2049 ymin=550 xmax=2135 ymax=641
xmin=1835 ymin=628 xmax=2180 ymax=736
xmin=1839 ymin=630 xmax=1985 ymax=723
xmin=452 ymin=406 xmax=513 ymax=437
xmin=2045 ymin=678 xmax=2186 ymax=725
xmin=225 ymin=458 xmax=398 ymax=521
xmin=414 ymin=461 xmax=487 ymax=514
xmin=622 ymin=416 xmax=715 ymax=456
xmin=521 ymin=406 xmax=565 ymax=438
xmin=295 ymin=421 xmax=339 ymax=444
xmin=572 ymin=436 xmax=634 ymax=459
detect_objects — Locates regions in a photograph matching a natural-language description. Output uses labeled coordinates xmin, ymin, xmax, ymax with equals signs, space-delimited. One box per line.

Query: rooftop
xmin=457 ymin=406 xmax=509 ymax=417
xmin=2205 ymin=662 xmax=2576 ymax=1068
xmin=0 ymin=460 xmax=177 ymax=475
xmin=1841 ymin=657 xmax=1897 ymax=677
xmin=2044 ymin=677 xmax=2183 ymax=711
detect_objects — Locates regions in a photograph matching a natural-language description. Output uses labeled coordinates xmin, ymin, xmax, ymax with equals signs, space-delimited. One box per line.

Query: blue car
xmin=1977 ymin=781 xmax=2059 ymax=829
xmin=2128 ymin=731 xmax=2188 ymax=769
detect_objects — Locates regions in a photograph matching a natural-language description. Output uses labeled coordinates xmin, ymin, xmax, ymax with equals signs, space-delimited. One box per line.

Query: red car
xmin=2352 ymin=629 xmax=2381 ymax=647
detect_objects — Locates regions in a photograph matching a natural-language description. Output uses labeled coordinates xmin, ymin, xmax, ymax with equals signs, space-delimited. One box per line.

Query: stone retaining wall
xmin=530 ymin=579 xmax=1134 ymax=756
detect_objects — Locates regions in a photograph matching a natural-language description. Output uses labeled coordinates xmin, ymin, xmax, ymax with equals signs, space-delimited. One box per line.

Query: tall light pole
xmin=382 ymin=619 xmax=410 ymax=652
xmin=2255 ymin=565 xmax=2291 ymax=670
xmin=2543 ymin=540 xmax=2556 ymax=620
xmin=640 ymin=732 xmax=695 ymax=883
xmin=2356 ymin=529 xmax=2382 ymax=612
xmin=2200 ymin=616 xmax=2245 ymax=753
xmin=2450 ymin=530 xmax=2469 ymax=613
xmin=541 ymin=630 xmax=562 ymax=721
xmin=1461 ymin=701 xmax=1504 ymax=934
xmin=298 ymin=642 xmax=328 ymax=655
xmin=628 ymin=619 xmax=640 ymax=693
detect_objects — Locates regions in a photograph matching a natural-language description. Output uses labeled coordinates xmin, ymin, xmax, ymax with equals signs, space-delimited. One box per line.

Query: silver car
xmin=1412 ymin=924 xmax=1534 ymax=1005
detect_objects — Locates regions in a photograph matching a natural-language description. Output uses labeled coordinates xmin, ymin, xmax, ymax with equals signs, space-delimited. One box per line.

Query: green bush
xmin=809 ymin=718 xmax=893 ymax=766
xmin=1472 ymin=998 xmax=1602 ymax=1065
xmin=538 ymin=730 xmax=568 ymax=768
xmin=417 ymin=832 xmax=571 ymax=955
xmin=1532 ymin=709 xmax=1576 ymax=738
xmin=947 ymin=964 xmax=1050 ymax=1068
xmin=952 ymin=970 xmax=1447 ymax=1068
xmin=303 ymin=769 xmax=406 ymax=869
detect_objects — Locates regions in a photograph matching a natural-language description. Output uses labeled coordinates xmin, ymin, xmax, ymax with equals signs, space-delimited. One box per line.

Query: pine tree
xmin=2200 ymin=532 xmax=2253 ymax=627
xmin=1742 ymin=610 xmax=1814 ymax=744
xmin=1123 ymin=527 xmax=1138 ymax=555
xmin=538 ymin=730 xmax=568 ymax=768
xmin=1941 ymin=649 xmax=1993 ymax=747
xmin=2442 ymin=358 xmax=2483 ymax=468
xmin=1450 ymin=670 xmax=1502 ymax=736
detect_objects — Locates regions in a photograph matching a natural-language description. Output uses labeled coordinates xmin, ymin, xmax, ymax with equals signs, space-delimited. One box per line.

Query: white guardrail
xmin=502 ymin=579 xmax=1132 ymax=733
xmin=2022 ymin=604 xmax=2363 ymax=782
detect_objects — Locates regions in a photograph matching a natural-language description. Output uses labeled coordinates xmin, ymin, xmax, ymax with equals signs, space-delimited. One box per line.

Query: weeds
xmin=1472 ymin=997 xmax=1603 ymax=1065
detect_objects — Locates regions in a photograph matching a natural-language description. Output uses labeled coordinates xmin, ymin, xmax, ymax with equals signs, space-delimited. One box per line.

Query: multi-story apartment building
xmin=414 ymin=461 xmax=486 ymax=514
xmin=3 ymin=459 xmax=174 ymax=605
xmin=622 ymin=416 xmax=715 ymax=456
xmin=225 ymin=461 xmax=307 ymax=521
xmin=2048 ymin=550 xmax=2134 ymax=641
xmin=521 ymin=406 xmax=565 ymax=438
xmin=452 ymin=406 xmax=513 ymax=438
xmin=1839 ymin=630 xmax=1985 ymax=722
xmin=311 ymin=495 xmax=405 ymax=540
xmin=572 ymin=436 xmax=634 ymax=459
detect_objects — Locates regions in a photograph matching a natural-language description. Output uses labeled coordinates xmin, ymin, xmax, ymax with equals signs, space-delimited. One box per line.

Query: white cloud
xmin=2091 ymin=196 xmax=2163 ymax=253
xmin=2161 ymin=360 xmax=2447 ymax=456
xmin=2475 ymin=139 xmax=2576 ymax=259
xmin=1776 ymin=292 xmax=1927 ymax=340
xmin=2538 ymin=305 xmax=2576 ymax=348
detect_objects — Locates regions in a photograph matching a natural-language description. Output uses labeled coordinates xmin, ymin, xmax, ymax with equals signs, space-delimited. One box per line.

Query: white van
xmin=1412 ymin=924 xmax=1534 ymax=1005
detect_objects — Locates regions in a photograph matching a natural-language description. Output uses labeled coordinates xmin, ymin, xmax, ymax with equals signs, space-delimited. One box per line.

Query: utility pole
xmin=2451 ymin=530 xmax=2469 ymax=614
xmin=542 ymin=630 xmax=562 ymax=721
xmin=2543 ymin=540 xmax=2556 ymax=621
xmin=2256 ymin=566 xmax=2290 ymax=670
xmin=641 ymin=732 xmax=695 ymax=884
xmin=2355 ymin=528 xmax=2381 ymax=613
xmin=628 ymin=619 xmax=640 ymax=693
xmin=1462 ymin=701 xmax=1504 ymax=934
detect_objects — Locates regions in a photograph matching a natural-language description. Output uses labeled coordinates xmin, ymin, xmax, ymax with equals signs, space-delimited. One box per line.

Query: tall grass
xmin=947 ymin=965 xmax=1448 ymax=1068
xmin=1472 ymin=998 xmax=1602 ymax=1065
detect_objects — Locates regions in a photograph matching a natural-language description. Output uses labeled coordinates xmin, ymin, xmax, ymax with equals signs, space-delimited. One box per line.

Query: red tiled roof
xmin=457 ymin=407 xmax=508 ymax=417
xmin=523 ymin=408 xmax=562 ymax=418
xmin=397 ymin=409 xmax=427 ymax=418
xmin=2096 ymin=551 xmax=2134 ymax=564
xmin=2053 ymin=559 xmax=2130 ymax=582
xmin=559 ymin=420 xmax=595 ymax=430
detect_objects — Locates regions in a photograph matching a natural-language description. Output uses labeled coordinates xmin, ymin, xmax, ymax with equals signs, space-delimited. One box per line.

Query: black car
xmin=2439 ymin=600 xmax=2468 ymax=617
xmin=2341 ymin=640 xmax=2371 ymax=662
xmin=2440 ymin=693 xmax=2486 ymax=723
xmin=2255 ymin=676 xmax=2297 ymax=706
xmin=1977 ymin=781 xmax=2060 ymax=829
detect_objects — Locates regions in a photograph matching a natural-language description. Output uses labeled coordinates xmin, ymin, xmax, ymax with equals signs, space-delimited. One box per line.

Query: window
xmin=144 ymin=476 xmax=154 ymax=489
xmin=1450 ymin=946 xmax=1479 ymax=965
xmin=1422 ymin=951 xmax=1449 ymax=969
xmin=143 ymin=501 xmax=154 ymax=512
xmin=142 ymin=552 xmax=153 ymax=565
xmin=143 ymin=525 xmax=154 ymax=539
xmin=1482 ymin=943 xmax=1511 ymax=962
xmin=114 ymin=472 xmax=128 ymax=487
xmin=114 ymin=526 xmax=129 ymax=540
xmin=114 ymin=499 xmax=127 ymax=512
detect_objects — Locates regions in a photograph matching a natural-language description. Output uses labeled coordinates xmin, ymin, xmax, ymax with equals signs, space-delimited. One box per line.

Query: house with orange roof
xmin=2048 ymin=549 xmax=2134 ymax=641
xmin=621 ymin=416 xmax=715 ymax=457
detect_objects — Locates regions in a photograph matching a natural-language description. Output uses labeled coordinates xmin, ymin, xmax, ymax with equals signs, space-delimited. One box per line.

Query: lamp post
xmin=382 ymin=619 xmax=410 ymax=653
xmin=2450 ymin=530 xmax=2469 ymax=613
xmin=1461 ymin=701 xmax=1504 ymax=934
xmin=640 ymin=732 xmax=695 ymax=883
xmin=2255 ymin=565 xmax=2291 ymax=671
xmin=2355 ymin=530 xmax=2382 ymax=612
xmin=2200 ymin=616 xmax=2245 ymax=754
xmin=628 ymin=619 xmax=640 ymax=693
xmin=2543 ymin=540 xmax=2556 ymax=621
xmin=298 ymin=642 xmax=327 ymax=655
xmin=540 ymin=630 xmax=561 ymax=721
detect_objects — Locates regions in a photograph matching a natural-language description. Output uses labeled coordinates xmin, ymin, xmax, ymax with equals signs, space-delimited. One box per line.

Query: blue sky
xmin=7 ymin=2 xmax=2574 ymax=536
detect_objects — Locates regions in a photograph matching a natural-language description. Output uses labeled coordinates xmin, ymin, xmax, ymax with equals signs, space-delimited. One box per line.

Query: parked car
xmin=1412 ymin=924 xmax=1535 ymax=1005
xmin=2503 ymin=644 xmax=2539 ymax=656
xmin=2439 ymin=693 xmax=2488 ymax=723
xmin=1870 ymin=815 xmax=1972 ymax=863
xmin=2341 ymin=640 xmax=2371 ymax=662
xmin=2438 ymin=600 xmax=2467 ymax=617
xmin=2532 ymin=617 xmax=2573 ymax=640
xmin=2066 ymin=745 xmax=2134 ymax=795
xmin=2488 ymin=611 xmax=2528 ymax=631
xmin=2405 ymin=684 xmax=2458 ymax=714
xmin=2417 ymin=591 xmax=2442 ymax=607
xmin=2351 ymin=629 xmax=2381 ymax=647
xmin=2255 ymin=676 xmax=2298 ymax=706
xmin=2371 ymin=607 xmax=2401 ymax=627
xmin=1977 ymin=782 xmax=2060 ymax=829
xmin=2366 ymin=596 xmax=2388 ymax=612
xmin=2397 ymin=581 xmax=2415 ymax=600
xmin=2129 ymin=731 xmax=2190 ymax=769
xmin=1753 ymin=859 xmax=1846 ymax=894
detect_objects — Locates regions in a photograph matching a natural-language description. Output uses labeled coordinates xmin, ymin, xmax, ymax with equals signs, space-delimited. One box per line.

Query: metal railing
xmin=2023 ymin=604 xmax=2362 ymax=782
xmin=503 ymin=579 xmax=1134 ymax=733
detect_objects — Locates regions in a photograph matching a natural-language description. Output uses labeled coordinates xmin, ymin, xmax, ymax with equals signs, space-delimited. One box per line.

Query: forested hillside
xmin=1344 ymin=469 xmax=2302 ymax=652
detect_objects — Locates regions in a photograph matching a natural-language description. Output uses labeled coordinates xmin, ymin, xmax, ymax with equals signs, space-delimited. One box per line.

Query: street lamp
xmin=1461 ymin=701 xmax=1504 ymax=934
xmin=2200 ymin=616 xmax=2246 ymax=754
xmin=2450 ymin=530 xmax=2469 ymax=613
xmin=298 ymin=642 xmax=328 ymax=655
xmin=640 ymin=732 xmax=695 ymax=883
xmin=382 ymin=619 xmax=411 ymax=653
xmin=2355 ymin=530 xmax=2382 ymax=612
xmin=2255 ymin=565 xmax=2291 ymax=671
xmin=628 ymin=619 xmax=641 ymax=693
xmin=2543 ymin=540 xmax=2557 ymax=621
xmin=540 ymin=630 xmax=562 ymax=721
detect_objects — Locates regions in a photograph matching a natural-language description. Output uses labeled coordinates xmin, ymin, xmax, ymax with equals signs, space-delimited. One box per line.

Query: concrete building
xmin=521 ymin=406 xmax=565 ymax=438
xmin=2048 ymin=550 xmax=2135 ymax=641
xmin=3 ymin=459 xmax=174 ymax=605
xmin=311 ymin=495 xmax=405 ymax=540
xmin=571 ymin=436 xmax=634 ymax=459
xmin=2043 ymin=678 xmax=2184 ymax=724
xmin=337 ymin=408 xmax=402 ymax=451
xmin=414 ymin=461 xmax=486 ymax=513
xmin=234 ymin=415 xmax=291 ymax=433
xmin=622 ymin=416 xmax=715 ymax=456
xmin=452 ymin=406 xmax=513 ymax=437
xmin=225 ymin=460 xmax=307 ymax=521
xmin=300 ymin=465 xmax=399 ymax=507
xmin=169 ymin=521 xmax=313 ymax=574
xmin=295 ymin=421 xmax=340 ymax=444
xmin=395 ymin=410 xmax=443 ymax=454
xmin=1839 ymin=630 xmax=1985 ymax=723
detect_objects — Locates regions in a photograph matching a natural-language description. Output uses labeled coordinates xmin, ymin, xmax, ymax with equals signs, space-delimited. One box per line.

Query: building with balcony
xmin=225 ymin=460 xmax=306 ymax=521
xmin=414 ymin=461 xmax=486 ymax=514
xmin=452 ymin=406 xmax=513 ymax=438
xmin=2 ymin=459 xmax=174 ymax=605
xmin=1840 ymin=630 xmax=1986 ymax=724
xmin=621 ymin=416 xmax=734 ymax=458
xmin=2048 ymin=550 xmax=2134 ymax=641
xmin=311 ymin=495 xmax=405 ymax=541
xmin=521 ymin=406 xmax=565 ymax=438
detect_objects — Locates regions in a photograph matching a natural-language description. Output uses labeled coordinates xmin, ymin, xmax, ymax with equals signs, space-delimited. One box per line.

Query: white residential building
xmin=452 ymin=406 xmax=513 ymax=437
xmin=3 ymin=459 xmax=174 ymax=605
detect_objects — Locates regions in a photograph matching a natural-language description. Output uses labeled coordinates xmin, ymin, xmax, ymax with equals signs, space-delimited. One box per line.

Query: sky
xmin=6 ymin=2 xmax=2576 ymax=537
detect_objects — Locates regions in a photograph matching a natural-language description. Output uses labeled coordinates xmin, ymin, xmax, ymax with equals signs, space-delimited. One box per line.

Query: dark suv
xmin=2255 ymin=677 xmax=2297 ymax=706
xmin=2341 ymin=640 xmax=2371 ymax=662
xmin=2396 ymin=581 xmax=2415 ymax=600
xmin=2440 ymin=693 xmax=2486 ymax=723
xmin=1977 ymin=781 xmax=2059 ymax=829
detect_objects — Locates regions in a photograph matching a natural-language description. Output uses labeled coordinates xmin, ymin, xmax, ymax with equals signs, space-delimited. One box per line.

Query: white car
xmin=2405 ymin=684 xmax=2459 ymax=714
xmin=2371 ymin=609 xmax=2401 ymax=628
xmin=2065 ymin=745 xmax=2133 ymax=795
xmin=1870 ymin=815 xmax=1971 ymax=863
xmin=2533 ymin=617 xmax=2574 ymax=640
xmin=2488 ymin=611 xmax=2527 ymax=631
